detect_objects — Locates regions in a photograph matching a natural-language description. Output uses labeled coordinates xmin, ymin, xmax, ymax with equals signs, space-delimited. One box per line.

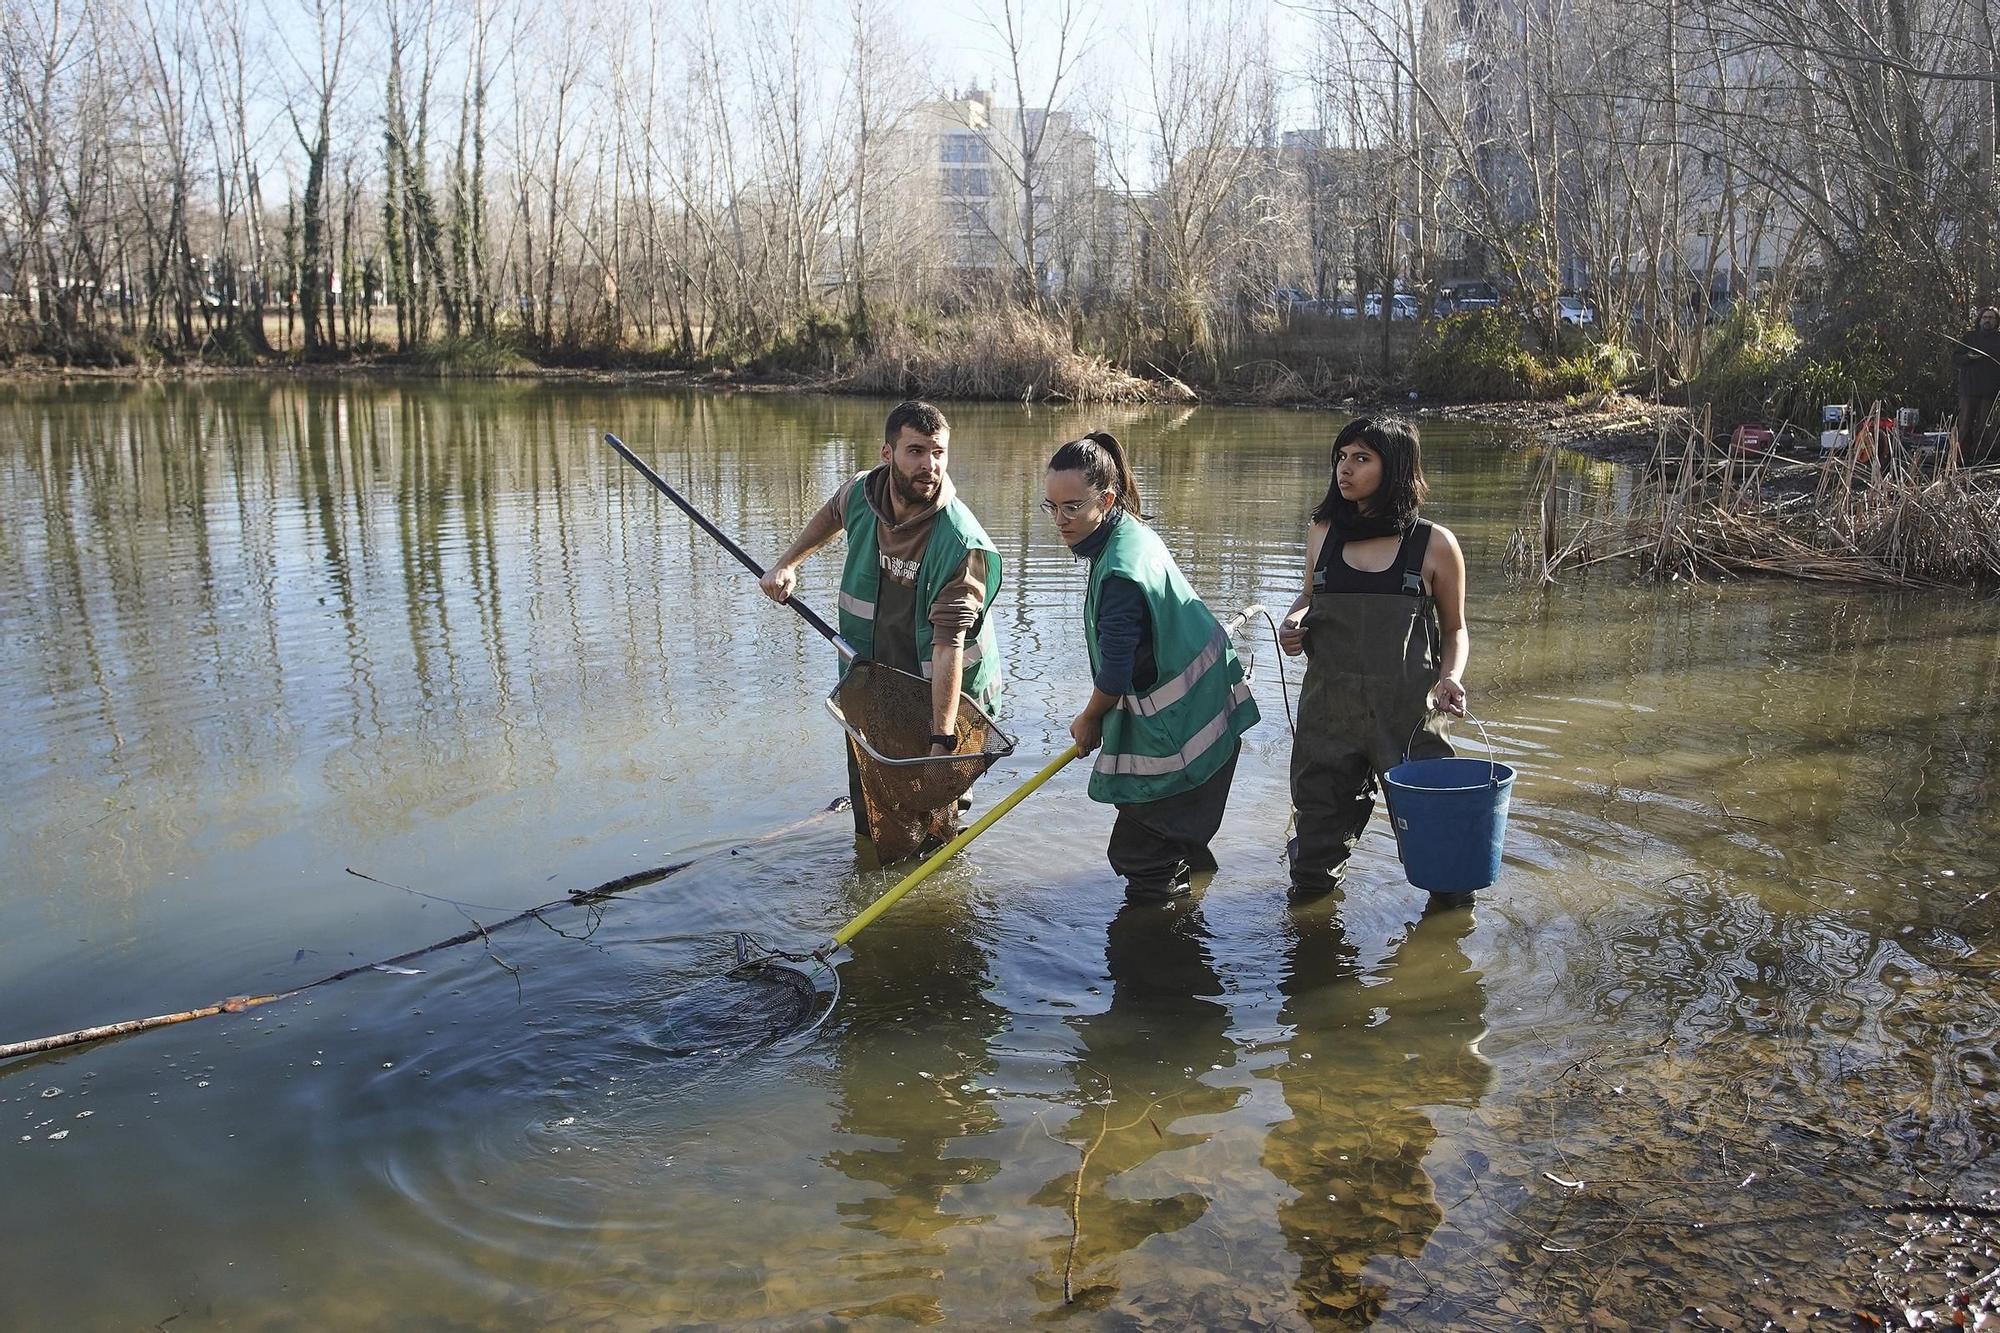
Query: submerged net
xmin=648 ymin=963 xmax=826 ymax=1058
xmin=636 ymin=662 xmax=1015 ymax=1052
xmin=829 ymin=660 xmax=1015 ymax=864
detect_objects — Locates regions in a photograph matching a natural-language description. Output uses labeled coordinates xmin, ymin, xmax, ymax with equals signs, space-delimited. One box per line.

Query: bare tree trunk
xmin=384 ymin=42 xmax=411 ymax=351
xmin=286 ymin=0 xmax=348 ymax=359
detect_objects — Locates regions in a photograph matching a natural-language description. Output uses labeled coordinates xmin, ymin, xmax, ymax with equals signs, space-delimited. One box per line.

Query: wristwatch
xmin=929 ymin=733 xmax=956 ymax=750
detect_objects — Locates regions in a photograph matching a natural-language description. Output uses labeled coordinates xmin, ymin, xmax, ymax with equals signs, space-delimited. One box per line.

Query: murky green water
xmin=2 ymin=379 xmax=1996 ymax=1328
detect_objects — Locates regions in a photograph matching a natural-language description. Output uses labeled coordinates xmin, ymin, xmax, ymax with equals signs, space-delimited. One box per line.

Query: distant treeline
xmin=4 ymin=0 xmax=1996 ymax=410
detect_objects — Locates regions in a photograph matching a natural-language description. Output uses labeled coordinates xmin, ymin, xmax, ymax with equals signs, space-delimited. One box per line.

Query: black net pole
xmin=603 ymin=431 xmax=847 ymax=652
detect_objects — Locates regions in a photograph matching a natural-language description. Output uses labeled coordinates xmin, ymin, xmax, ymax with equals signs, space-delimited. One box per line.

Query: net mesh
xmin=832 ymin=660 xmax=1014 ymax=864
xmin=650 ymin=965 xmax=823 ymax=1057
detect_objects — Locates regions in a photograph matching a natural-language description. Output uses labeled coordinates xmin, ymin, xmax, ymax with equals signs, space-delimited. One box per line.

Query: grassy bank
xmin=0 ymin=301 xmax=1938 ymax=424
xmin=834 ymin=307 xmax=1189 ymax=403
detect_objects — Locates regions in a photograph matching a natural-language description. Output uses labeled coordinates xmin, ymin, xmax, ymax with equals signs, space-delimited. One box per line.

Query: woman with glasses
xmin=1277 ymin=417 xmax=1469 ymax=898
xmin=1044 ymin=431 xmax=1261 ymax=904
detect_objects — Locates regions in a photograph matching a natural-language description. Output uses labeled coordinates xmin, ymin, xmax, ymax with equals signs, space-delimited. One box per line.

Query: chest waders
xmin=1085 ymin=516 xmax=1261 ymax=902
xmin=835 ymin=475 xmax=1006 ymax=864
xmin=1288 ymin=520 xmax=1453 ymax=894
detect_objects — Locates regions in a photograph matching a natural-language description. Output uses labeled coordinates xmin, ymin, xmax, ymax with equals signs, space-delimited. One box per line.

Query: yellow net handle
xmin=826 ymin=745 xmax=1081 ymax=950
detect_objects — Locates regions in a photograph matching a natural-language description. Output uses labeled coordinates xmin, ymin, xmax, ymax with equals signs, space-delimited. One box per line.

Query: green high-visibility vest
xmin=1084 ymin=514 xmax=1260 ymax=804
xmin=837 ymin=473 xmax=1005 ymax=714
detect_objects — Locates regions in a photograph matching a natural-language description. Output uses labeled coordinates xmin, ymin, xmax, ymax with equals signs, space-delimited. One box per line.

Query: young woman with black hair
xmin=1277 ymin=417 xmax=1469 ymax=897
xmin=1045 ymin=431 xmax=1262 ymax=904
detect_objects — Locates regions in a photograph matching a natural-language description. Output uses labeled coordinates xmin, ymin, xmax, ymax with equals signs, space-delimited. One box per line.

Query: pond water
xmin=1 ymin=379 xmax=1996 ymax=1328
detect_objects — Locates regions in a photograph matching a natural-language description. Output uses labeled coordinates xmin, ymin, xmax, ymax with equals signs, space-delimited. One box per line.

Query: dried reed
xmin=838 ymin=306 xmax=1192 ymax=404
xmin=1511 ymin=409 xmax=2000 ymax=588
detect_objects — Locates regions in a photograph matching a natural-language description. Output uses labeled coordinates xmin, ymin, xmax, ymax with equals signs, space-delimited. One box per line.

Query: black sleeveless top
xmin=1312 ymin=520 xmax=1432 ymax=595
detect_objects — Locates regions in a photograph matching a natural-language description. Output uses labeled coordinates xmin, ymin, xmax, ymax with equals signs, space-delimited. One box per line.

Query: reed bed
xmin=838 ymin=307 xmax=1192 ymax=404
xmin=1511 ymin=409 xmax=2000 ymax=588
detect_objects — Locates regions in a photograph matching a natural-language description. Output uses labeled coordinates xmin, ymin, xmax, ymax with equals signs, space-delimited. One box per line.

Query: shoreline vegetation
xmin=23 ymin=305 xmax=1999 ymax=589
xmin=0 ymin=304 xmax=1683 ymax=448
xmin=1514 ymin=411 xmax=2000 ymax=588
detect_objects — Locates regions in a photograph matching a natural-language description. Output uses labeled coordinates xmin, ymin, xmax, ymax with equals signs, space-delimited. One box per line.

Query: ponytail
xmin=1048 ymin=430 xmax=1145 ymax=516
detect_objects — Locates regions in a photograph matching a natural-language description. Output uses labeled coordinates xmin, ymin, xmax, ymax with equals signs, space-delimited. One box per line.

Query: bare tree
xmin=957 ymin=0 xmax=1095 ymax=306
xmin=504 ymin=0 xmax=591 ymax=347
xmin=200 ymin=0 xmax=277 ymax=350
xmin=280 ymin=0 xmax=350 ymax=356
xmin=381 ymin=0 xmax=457 ymax=347
xmin=447 ymin=0 xmax=500 ymax=336
xmin=837 ymin=0 xmax=924 ymax=335
xmin=1114 ymin=0 xmax=1285 ymax=365
xmin=1 ymin=0 xmax=126 ymax=351
xmin=743 ymin=0 xmax=848 ymax=333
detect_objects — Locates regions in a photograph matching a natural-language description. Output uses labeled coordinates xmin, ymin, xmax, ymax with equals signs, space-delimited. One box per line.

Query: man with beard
xmin=760 ymin=400 xmax=1004 ymax=861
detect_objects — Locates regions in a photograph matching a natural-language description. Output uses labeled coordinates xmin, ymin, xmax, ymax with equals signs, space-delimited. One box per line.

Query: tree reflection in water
xmin=1265 ymin=895 xmax=1493 ymax=1328
xmin=1032 ymin=897 xmax=1242 ymax=1307
xmin=820 ymin=890 xmax=1008 ymax=1324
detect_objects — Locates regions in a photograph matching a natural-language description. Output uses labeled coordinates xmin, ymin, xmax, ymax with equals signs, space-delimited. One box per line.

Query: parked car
xmin=1556 ymin=295 xmax=1596 ymax=327
xmin=1275 ymin=288 xmax=1354 ymax=320
xmin=1438 ymin=280 xmax=1501 ymax=314
xmin=1364 ymin=292 xmax=1419 ymax=320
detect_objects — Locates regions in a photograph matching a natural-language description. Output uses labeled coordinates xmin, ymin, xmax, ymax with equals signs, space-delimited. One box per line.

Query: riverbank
xmin=1519 ymin=411 xmax=2000 ymax=587
xmin=2 ymin=355 xmax=1682 ymax=461
xmin=1401 ymin=392 xmax=1681 ymax=462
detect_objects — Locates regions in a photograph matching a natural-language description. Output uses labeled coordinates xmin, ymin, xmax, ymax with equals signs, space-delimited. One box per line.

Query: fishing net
xmin=827 ymin=660 xmax=1015 ymax=866
xmin=649 ymin=961 xmax=827 ymax=1058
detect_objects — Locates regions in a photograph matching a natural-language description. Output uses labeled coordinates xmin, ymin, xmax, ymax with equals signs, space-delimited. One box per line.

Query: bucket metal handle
xmin=1404 ymin=709 xmax=1501 ymax=786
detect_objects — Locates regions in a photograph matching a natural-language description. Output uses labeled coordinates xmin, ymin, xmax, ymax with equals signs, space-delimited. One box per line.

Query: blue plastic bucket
xmin=1383 ymin=754 xmax=1515 ymax=894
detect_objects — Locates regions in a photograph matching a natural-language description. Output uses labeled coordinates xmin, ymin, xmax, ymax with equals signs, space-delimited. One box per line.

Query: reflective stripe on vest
xmin=1093 ymin=680 xmax=1254 ymax=777
xmin=1081 ymin=514 xmax=1258 ymax=804
xmin=1122 ymin=625 xmax=1225 ymax=718
xmin=837 ymin=590 xmax=876 ymax=622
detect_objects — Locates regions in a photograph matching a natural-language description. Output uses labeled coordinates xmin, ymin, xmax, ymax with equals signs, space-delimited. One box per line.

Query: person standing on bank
xmin=1954 ymin=306 xmax=2000 ymax=463
xmin=1278 ymin=417 xmax=1468 ymax=897
xmin=760 ymin=400 xmax=1004 ymax=860
xmin=1046 ymin=431 xmax=1261 ymax=904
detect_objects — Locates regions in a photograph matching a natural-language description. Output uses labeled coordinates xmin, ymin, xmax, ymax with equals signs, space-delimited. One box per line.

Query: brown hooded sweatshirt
xmin=810 ymin=465 xmax=990 ymax=673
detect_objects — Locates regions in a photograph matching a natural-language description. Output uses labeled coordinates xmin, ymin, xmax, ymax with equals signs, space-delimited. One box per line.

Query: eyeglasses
xmin=1038 ymin=498 xmax=1096 ymax=521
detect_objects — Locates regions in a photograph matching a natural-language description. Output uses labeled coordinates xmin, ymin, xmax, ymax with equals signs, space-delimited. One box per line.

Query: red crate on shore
xmin=1730 ymin=424 xmax=1775 ymax=453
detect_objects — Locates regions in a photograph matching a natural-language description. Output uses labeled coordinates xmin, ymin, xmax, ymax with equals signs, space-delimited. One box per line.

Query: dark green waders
xmin=1287 ymin=533 xmax=1453 ymax=894
xmin=1107 ymin=739 xmax=1240 ymax=901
